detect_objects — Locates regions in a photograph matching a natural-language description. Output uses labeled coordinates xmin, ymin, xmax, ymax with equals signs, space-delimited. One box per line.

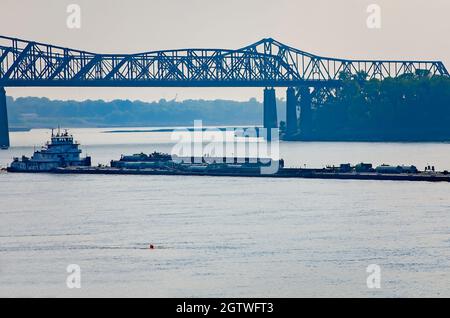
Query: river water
xmin=1 ymin=128 xmax=450 ymax=297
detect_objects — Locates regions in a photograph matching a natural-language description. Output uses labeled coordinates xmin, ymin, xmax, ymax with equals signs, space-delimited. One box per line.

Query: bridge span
xmin=0 ymin=35 xmax=448 ymax=147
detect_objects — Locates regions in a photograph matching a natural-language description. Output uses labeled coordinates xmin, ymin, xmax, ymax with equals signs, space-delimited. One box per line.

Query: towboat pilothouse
xmin=7 ymin=128 xmax=91 ymax=172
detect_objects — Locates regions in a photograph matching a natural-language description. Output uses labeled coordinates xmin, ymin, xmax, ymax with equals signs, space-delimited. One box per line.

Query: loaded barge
xmin=5 ymin=130 xmax=450 ymax=182
xmin=55 ymin=152 xmax=450 ymax=182
xmin=53 ymin=164 xmax=450 ymax=182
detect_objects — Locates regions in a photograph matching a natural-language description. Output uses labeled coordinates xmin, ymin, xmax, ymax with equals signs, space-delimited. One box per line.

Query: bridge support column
xmin=299 ymin=86 xmax=312 ymax=139
xmin=263 ymin=87 xmax=278 ymax=141
xmin=0 ymin=87 xmax=10 ymax=149
xmin=286 ymin=87 xmax=298 ymax=138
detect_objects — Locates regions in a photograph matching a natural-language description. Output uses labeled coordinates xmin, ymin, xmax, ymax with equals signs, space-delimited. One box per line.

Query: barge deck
xmin=52 ymin=167 xmax=450 ymax=182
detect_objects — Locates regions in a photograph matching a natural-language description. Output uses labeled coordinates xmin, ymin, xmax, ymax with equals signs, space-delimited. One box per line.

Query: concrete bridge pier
xmin=263 ymin=87 xmax=278 ymax=141
xmin=0 ymin=87 xmax=10 ymax=149
xmin=299 ymin=86 xmax=312 ymax=139
xmin=285 ymin=87 xmax=298 ymax=138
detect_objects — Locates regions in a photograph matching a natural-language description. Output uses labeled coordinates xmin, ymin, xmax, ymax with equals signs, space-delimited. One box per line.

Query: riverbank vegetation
xmin=304 ymin=73 xmax=450 ymax=141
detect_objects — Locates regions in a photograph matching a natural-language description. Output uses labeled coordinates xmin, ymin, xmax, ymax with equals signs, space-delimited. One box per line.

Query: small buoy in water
xmin=149 ymin=244 xmax=155 ymax=250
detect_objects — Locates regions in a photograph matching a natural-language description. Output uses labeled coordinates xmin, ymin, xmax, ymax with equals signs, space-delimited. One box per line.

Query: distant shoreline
xmin=9 ymin=127 xmax=450 ymax=142
xmin=9 ymin=127 xmax=31 ymax=132
xmin=102 ymin=127 xmax=262 ymax=133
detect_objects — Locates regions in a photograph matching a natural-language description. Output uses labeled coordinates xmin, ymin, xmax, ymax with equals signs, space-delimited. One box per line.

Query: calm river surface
xmin=1 ymin=128 xmax=450 ymax=297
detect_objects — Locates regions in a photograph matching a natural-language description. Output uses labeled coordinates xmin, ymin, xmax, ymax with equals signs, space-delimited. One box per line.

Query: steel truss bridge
xmin=0 ymin=35 xmax=448 ymax=146
xmin=0 ymin=35 xmax=448 ymax=87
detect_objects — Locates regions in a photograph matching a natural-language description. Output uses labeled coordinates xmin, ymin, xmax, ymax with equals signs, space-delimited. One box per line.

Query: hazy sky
xmin=1 ymin=0 xmax=449 ymax=102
